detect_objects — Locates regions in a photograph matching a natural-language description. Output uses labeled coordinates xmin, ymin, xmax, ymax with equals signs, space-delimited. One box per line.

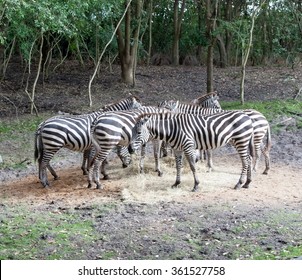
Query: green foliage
xmin=221 ymin=99 xmax=302 ymax=130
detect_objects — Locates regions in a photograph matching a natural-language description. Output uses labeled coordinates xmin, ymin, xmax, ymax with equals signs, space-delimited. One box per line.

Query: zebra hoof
xmin=54 ymin=176 xmax=60 ymax=180
xmin=192 ymin=186 xmax=200 ymax=192
xmin=262 ymin=171 xmax=269 ymax=175
xmin=122 ymin=164 xmax=128 ymax=168
xmin=103 ymin=175 xmax=109 ymax=180
xmin=234 ymin=184 xmax=242 ymax=190
xmin=96 ymin=184 xmax=104 ymax=190
xmin=158 ymin=171 xmax=163 ymax=177
xmin=171 ymin=182 xmax=180 ymax=189
xmin=82 ymin=171 xmax=88 ymax=175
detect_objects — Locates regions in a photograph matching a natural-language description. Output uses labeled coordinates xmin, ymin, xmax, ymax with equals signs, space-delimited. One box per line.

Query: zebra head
xmin=128 ymin=116 xmax=150 ymax=154
xmin=129 ymin=95 xmax=142 ymax=109
xmin=158 ymin=100 xmax=179 ymax=112
xmin=192 ymin=92 xmax=222 ymax=109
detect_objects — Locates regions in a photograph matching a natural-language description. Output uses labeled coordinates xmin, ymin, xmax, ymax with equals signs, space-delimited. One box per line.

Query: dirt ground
xmin=0 ymin=63 xmax=301 ymax=259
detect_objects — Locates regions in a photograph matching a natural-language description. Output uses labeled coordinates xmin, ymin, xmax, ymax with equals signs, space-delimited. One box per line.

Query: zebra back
xmin=102 ymin=95 xmax=142 ymax=112
xmin=159 ymin=100 xmax=222 ymax=115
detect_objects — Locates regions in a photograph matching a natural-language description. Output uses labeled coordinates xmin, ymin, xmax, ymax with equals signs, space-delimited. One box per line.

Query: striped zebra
xmin=157 ymin=95 xmax=222 ymax=173
xmin=35 ymin=95 xmax=141 ymax=187
xmin=161 ymin=100 xmax=271 ymax=174
xmin=130 ymin=111 xmax=255 ymax=192
xmin=191 ymin=92 xmax=221 ymax=109
xmin=88 ymin=110 xmax=150 ymax=189
xmin=135 ymin=106 xmax=169 ymax=176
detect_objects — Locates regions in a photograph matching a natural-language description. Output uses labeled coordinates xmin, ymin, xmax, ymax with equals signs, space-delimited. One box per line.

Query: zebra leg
xmin=252 ymin=143 xmax=261 ymax=173
xmin=88 ymin=149 xmax=111 ymax=189
xmin=234 ymin=135 xmax=254 ymax=190
xmin=117 ymin=145 xmax=131 ymax=168
xmin=206 ymin=150 xmax=214 ymax=172
xmin=153 ymin=139 xmax=163 ymax=176
xmin=243 ymin=155 xmax=253 ymax=188
xmin=171 ymin=150 xmax=183 ymax=188
xmin=101 ymin=159 xmax=109 ymax=180
xmin=262 ymin=145 xmax=270 ymax=175
xmin=81 ymin=149 xmax=90 ymax=175
xmin=184 ymin=149 xmax=200 ymax=192
xmin=39 ymin=160 xmax=50 ymax=188
xmin=139 ymin=144 xmax=146 ymax=174
xmin=160 ymin=141 xmax=168 ymax=157
xmin=39 ymin=150 xmax=60 ymax=187
xmin=47 ymin=164 xmax=59 ymax=180
xmin=234 ymin=154 xmax=249 ymax=189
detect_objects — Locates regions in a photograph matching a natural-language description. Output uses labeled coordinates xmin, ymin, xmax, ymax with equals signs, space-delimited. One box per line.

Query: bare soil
xmin=0 ymin=63 xmax=301 ymax=259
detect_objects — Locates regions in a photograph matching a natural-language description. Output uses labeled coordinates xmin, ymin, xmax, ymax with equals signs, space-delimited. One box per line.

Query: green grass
xmin=0 ymin=114 xmax=46 ymax=167
xmin=0 ymin=203 xmax=122 ymax=260
xmin=0 ymin=206 xmax=97 ymax=260
xmin=221 ymin=99 xmax=302 ymax=130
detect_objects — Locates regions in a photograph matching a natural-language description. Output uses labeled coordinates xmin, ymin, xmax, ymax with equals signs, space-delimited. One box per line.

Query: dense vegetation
xmin=1 ymin=0 xmax=301 ymax=80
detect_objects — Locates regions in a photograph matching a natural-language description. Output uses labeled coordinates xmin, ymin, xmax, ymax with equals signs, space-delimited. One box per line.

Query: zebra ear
xmin=141 ymin=115 xmax=151 ymax=124
xmin=169 ymin=100 xmax=178 ymax=111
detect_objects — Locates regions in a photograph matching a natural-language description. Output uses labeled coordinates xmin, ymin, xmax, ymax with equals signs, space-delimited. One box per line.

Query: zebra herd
xmin=34 ymin=92 xmax=271 ymax=192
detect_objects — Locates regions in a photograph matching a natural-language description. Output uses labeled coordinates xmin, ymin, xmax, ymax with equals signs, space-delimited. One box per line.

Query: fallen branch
xmin=294 ymin=86 xmax=302 ymax=100
xmin=275 ymin=117 xmax=293 ymax=126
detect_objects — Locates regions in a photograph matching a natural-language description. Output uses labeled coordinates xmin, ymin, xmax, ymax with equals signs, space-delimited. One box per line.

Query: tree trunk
xmin=117 ymin=0 xmax=143 ymax=85
xmin=147 ymin=0 xmax=153 ymax=66
xmin=172 ymin=0 xmax=186 ymax=66
xmin=205 ymin=0 xmax=218 ymax=93
xmin=240 ymin=1 xmax=266 ymax=105
xmin=216 ymin=35 xmax=228 ymax=68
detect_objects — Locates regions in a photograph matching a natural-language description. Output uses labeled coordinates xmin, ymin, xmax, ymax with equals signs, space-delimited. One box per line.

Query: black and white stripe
xmin=191 ymin=92 xmax=221 ymax=109
xmin=131 ymin=111 xmax=254 ymax=192
xmin=161 ymin=100 xmax=271 ymax=174
xmin=35 ymin=95 xmax=141 ymax=187
xmin=88 ymin=110 xmax=148 ymax=189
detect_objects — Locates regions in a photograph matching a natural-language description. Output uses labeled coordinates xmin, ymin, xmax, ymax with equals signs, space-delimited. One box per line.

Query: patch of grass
xmin=0 ymin=115 xmax=44 ymax=140
xmin=0 ymin=114 xmax=48 ymax=167
xmin=221 ymin=99 xmax=302 ymax=130
xmin=0 ymin=205 xmax=98 ymax=260
xmin=250 ymin=245 xmax=302 ymax=260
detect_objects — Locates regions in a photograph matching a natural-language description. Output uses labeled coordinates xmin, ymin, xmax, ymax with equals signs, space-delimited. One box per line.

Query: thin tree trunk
xmin=147 ymin=0 xmax=153 ymax=66
xmin=30 ymin=32 xmax=44 ymax=115
xmin=88 ymin=0 xmax=133 ymax=106
xmin=172 ymin=0 xmax=186 ymax=66
xmin=240 ymin=0 xmax=266 ymax=105
xmin=1 ymin=36 xmax=16 ymax=80
xmin=205 ymin=0 xmax=218 ymax=93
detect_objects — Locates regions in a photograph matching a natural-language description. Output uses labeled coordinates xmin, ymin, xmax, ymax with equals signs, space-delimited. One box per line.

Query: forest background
xmin=1 ymin=0 xmax=302 ymax=112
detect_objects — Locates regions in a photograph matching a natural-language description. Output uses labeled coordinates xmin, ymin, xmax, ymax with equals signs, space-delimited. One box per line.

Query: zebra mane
xmin=96 ymin=95 xmax=141 ymax=112
xmin=135 ymin=111 xmax=183 ymax=122
xmin=194 ymin=91 xmax=219 ymax=101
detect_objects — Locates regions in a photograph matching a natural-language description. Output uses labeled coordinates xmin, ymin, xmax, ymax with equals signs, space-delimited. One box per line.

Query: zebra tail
xmin=89 ymin=121 xmax=101 ymax=167
xmin=34 ymin=129 xmax=43 ymax=163
xmin=249 ymin=133 xmax=255 ymax=160
xmin=265 ymin=125 xmax=272 ymax=153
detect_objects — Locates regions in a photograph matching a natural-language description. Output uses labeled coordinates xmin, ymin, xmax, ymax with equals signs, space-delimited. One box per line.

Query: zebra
xmin=35 ymin=95 xmax=142 ymax=187
xmin=134 ymin=106 xmax=170 ymax=176
xmin=87 ymin=110 xmax=150 ymax=189
xmin=161 ymin=100 xmax=271 ymax=174
xmin=191 ymin=91 xmax=222 ymax=109
xmin=130 ymin=111 xmax=255 ymax=192
xmin=157 ymin=96 xmax=222 ymax=173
